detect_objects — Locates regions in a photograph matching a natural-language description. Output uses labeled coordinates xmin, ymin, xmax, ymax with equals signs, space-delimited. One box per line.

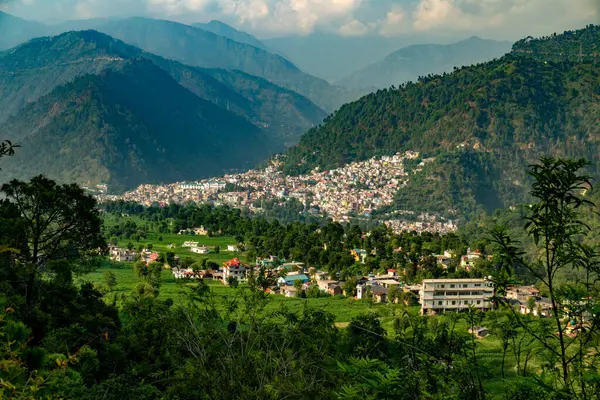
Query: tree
xmin=0 ymin=176 xmax=105 ymax=308
xmin=214 ymin=245 xmax=220 ymax=254
xmin=104 ymin=271 xmax=118 ymax=292
xmin=491 ymin=157 xmax=600 ymax=394
xmin=227 ymin=276 xmax=239 ymax=288
xmin=0 ymin=140 xmax=18 ymax=167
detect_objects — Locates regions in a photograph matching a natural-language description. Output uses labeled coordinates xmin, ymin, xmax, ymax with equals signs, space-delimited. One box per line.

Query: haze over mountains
xmin=336 ymin=37 xmax=512 ymax=89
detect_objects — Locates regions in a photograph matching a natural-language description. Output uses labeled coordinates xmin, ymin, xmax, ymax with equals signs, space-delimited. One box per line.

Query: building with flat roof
xmin=419 ymin=279 xmax=494 ymax=315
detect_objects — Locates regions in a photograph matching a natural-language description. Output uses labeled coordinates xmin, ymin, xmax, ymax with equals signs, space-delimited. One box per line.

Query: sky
xmin=1 ymin=0 xmax=598 ymax=39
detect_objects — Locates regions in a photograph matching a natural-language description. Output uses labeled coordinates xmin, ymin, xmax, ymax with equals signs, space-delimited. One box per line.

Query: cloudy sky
xmin=2 ymin=0 xmax=598 ymax=39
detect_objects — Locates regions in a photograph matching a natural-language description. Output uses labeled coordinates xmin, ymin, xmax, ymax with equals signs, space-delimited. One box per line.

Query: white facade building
xmin=419 ymin=279 xmax=494 ymax=315
xmin=191 ymin=246 xmax=210 ymax=255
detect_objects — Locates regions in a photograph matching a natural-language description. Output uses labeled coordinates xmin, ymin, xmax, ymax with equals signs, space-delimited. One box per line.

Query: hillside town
xmin=98 ymin=151 xmax=458 ymax=234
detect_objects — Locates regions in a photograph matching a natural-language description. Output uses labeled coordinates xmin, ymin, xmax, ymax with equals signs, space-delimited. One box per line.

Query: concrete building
xmin=191 ymin=246 xmax=210 ymax=255
xmin=419 ymin=279 xmax=494 ymax=315
xmin=223 ymin=258 xmax=247 ymax=284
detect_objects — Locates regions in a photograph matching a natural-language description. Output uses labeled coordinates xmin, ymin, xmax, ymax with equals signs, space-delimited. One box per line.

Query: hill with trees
xmin=283 ymin=26 xmax=600 ymax=218
xmin=0 ymin=59 xmax=276 ymax=191
xmin=0 ymin=30 xmax=326 ymax=147
xmin=336 ymin=36 xmax=511 ymax=89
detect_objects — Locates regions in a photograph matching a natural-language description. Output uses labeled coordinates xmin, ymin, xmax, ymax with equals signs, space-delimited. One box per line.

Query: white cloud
xmin=4 ymin=0 xmax=599 ymax=38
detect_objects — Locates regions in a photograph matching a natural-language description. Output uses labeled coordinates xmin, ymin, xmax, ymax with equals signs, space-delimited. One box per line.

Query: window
xmin=474 ymin=284 xmax=481 ymax=287
xmin=438 ymin=301 xmax=443 ymax=305
xmin=452 ymin=301 xmax=456 ymax=305
xmin=477 ymin=300 xmax=481 ymax=305
xmin=464 ymin=300 xmax=469 ymax=305
xmin=463 ymin=284 xmax=468 ymax=288
xmin=440 ymin=284 xmax=445 ymax=288
xmin=450 ymin=284 xmax=455 ymax=288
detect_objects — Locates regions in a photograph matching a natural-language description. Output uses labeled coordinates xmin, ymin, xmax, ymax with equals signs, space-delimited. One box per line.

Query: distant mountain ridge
xmin=93 ymin=17 xmax=366 ymax=111
xmin=193 ymin=20 xmax=270 ymax=52
xmin=336 ymin=36 xmax=512 ymax=89
xmin=0 ymin=59 xmax=276 ymax=191
xmin=0 ymin=11 xmax=47 ymax=50
xmin=0 ymin=30 xmax=326 ymax=147
xmin=282 ymin=26 xmax=600 ymax=218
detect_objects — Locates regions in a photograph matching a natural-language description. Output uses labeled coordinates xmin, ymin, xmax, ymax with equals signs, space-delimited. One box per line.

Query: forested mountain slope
xmin=0 ymin=30 xmax=326 ymax=147
xmin=0 ymin=60 xmax=275 ymax=191
xmin=283 ymin=28 xmax=600 ymax=217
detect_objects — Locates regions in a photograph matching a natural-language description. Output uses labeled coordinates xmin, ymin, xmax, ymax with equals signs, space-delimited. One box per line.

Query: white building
xmin=182 ymin=241 xmax=199 ymax=247
xmin=191 ymin=246 xmax=210 ymax=255
xmin=227 ymin=245 xmax=239 ymax=252
xmin=460 ymin=248 xmax=482 ymax=270
xmin=110 ymin=248 xmax=137 ymax=262
xmin=419 ymin=279 xmax=494 ymax=315
xmin=223 ymin=259 xmax=247 ymax=284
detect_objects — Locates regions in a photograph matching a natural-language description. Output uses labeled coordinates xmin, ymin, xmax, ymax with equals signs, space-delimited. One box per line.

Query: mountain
xmin=0 ymin=11 xmax=47 ymax=50
xmin=282 ymin=26 xmax=600 ymax=218
xmin=335 ymin=37 xmax=512 ymax=89
xmin=263 ymin=32 xmax=462 ymax=82
xmin=193 ymin=20 xmax=270 ymax=52
xmin=91 ymin=17 xmax=365 ymax=111
xmin=0 ymin=30 xmax=326 ymax=147
xmin=0 ymin=59 xmax=276 ymax=191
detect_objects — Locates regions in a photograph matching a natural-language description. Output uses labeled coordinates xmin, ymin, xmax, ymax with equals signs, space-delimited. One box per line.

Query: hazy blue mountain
xmin=193 ymin=20 xmax=270 ymax=51
xmin=90 ymin=17 xmax=365 ymax=111
xmin=263 ymin=32 xmax=462 ymax=82
xmin=0 ymin=11 xmax=47 ymax=50
xmin=335 ymin=37 xmax=512 ymax=89
xmin=0 ymin=30 xmax=326 ymax=147
xmin=0 ymin=59 xmax=276 ymax=191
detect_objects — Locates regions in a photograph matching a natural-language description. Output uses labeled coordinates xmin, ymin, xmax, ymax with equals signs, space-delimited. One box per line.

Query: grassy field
xmin=83 ymin=260 xmax=414 ymax=323
xmin=110 ymin=232 xmax=243 ymax=265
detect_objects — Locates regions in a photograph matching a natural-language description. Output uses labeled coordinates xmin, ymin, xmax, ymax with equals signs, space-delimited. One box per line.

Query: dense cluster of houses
xmin=97 ymin=152 xmax=459 ymax=234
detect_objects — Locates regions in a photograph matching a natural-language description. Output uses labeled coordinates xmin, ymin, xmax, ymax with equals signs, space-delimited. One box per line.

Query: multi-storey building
xmin=419 ymin=279 xmax=494 ymax=315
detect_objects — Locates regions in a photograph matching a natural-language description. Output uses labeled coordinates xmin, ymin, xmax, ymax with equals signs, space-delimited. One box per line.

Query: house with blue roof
xmin=278 ymin=274 xmax=310 ymax=286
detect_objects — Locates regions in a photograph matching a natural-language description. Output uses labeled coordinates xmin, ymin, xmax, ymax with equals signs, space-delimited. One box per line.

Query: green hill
xmin=283 ymin=27 xmax=600 ymax=217
xmin=336 ymin=37 xmax=511 ymax=89
xmin=0 ymin=59 xmax=276 ymax=191
xmin=0 ymin=30 xmax=326 ymax=147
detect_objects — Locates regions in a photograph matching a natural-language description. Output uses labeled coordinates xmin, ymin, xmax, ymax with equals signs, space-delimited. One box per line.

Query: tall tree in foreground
xmin=491 ymin=157 xmax=600 ymax=397
xmin=0 ymin=175 xmax=106 ymax=308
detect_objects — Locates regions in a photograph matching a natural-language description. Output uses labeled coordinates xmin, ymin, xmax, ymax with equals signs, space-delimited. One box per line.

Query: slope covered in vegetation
xmin=282 ymin=27 xmax=600 ymax=217
xmin=0 ymin=60 xmax=275 ymax=191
